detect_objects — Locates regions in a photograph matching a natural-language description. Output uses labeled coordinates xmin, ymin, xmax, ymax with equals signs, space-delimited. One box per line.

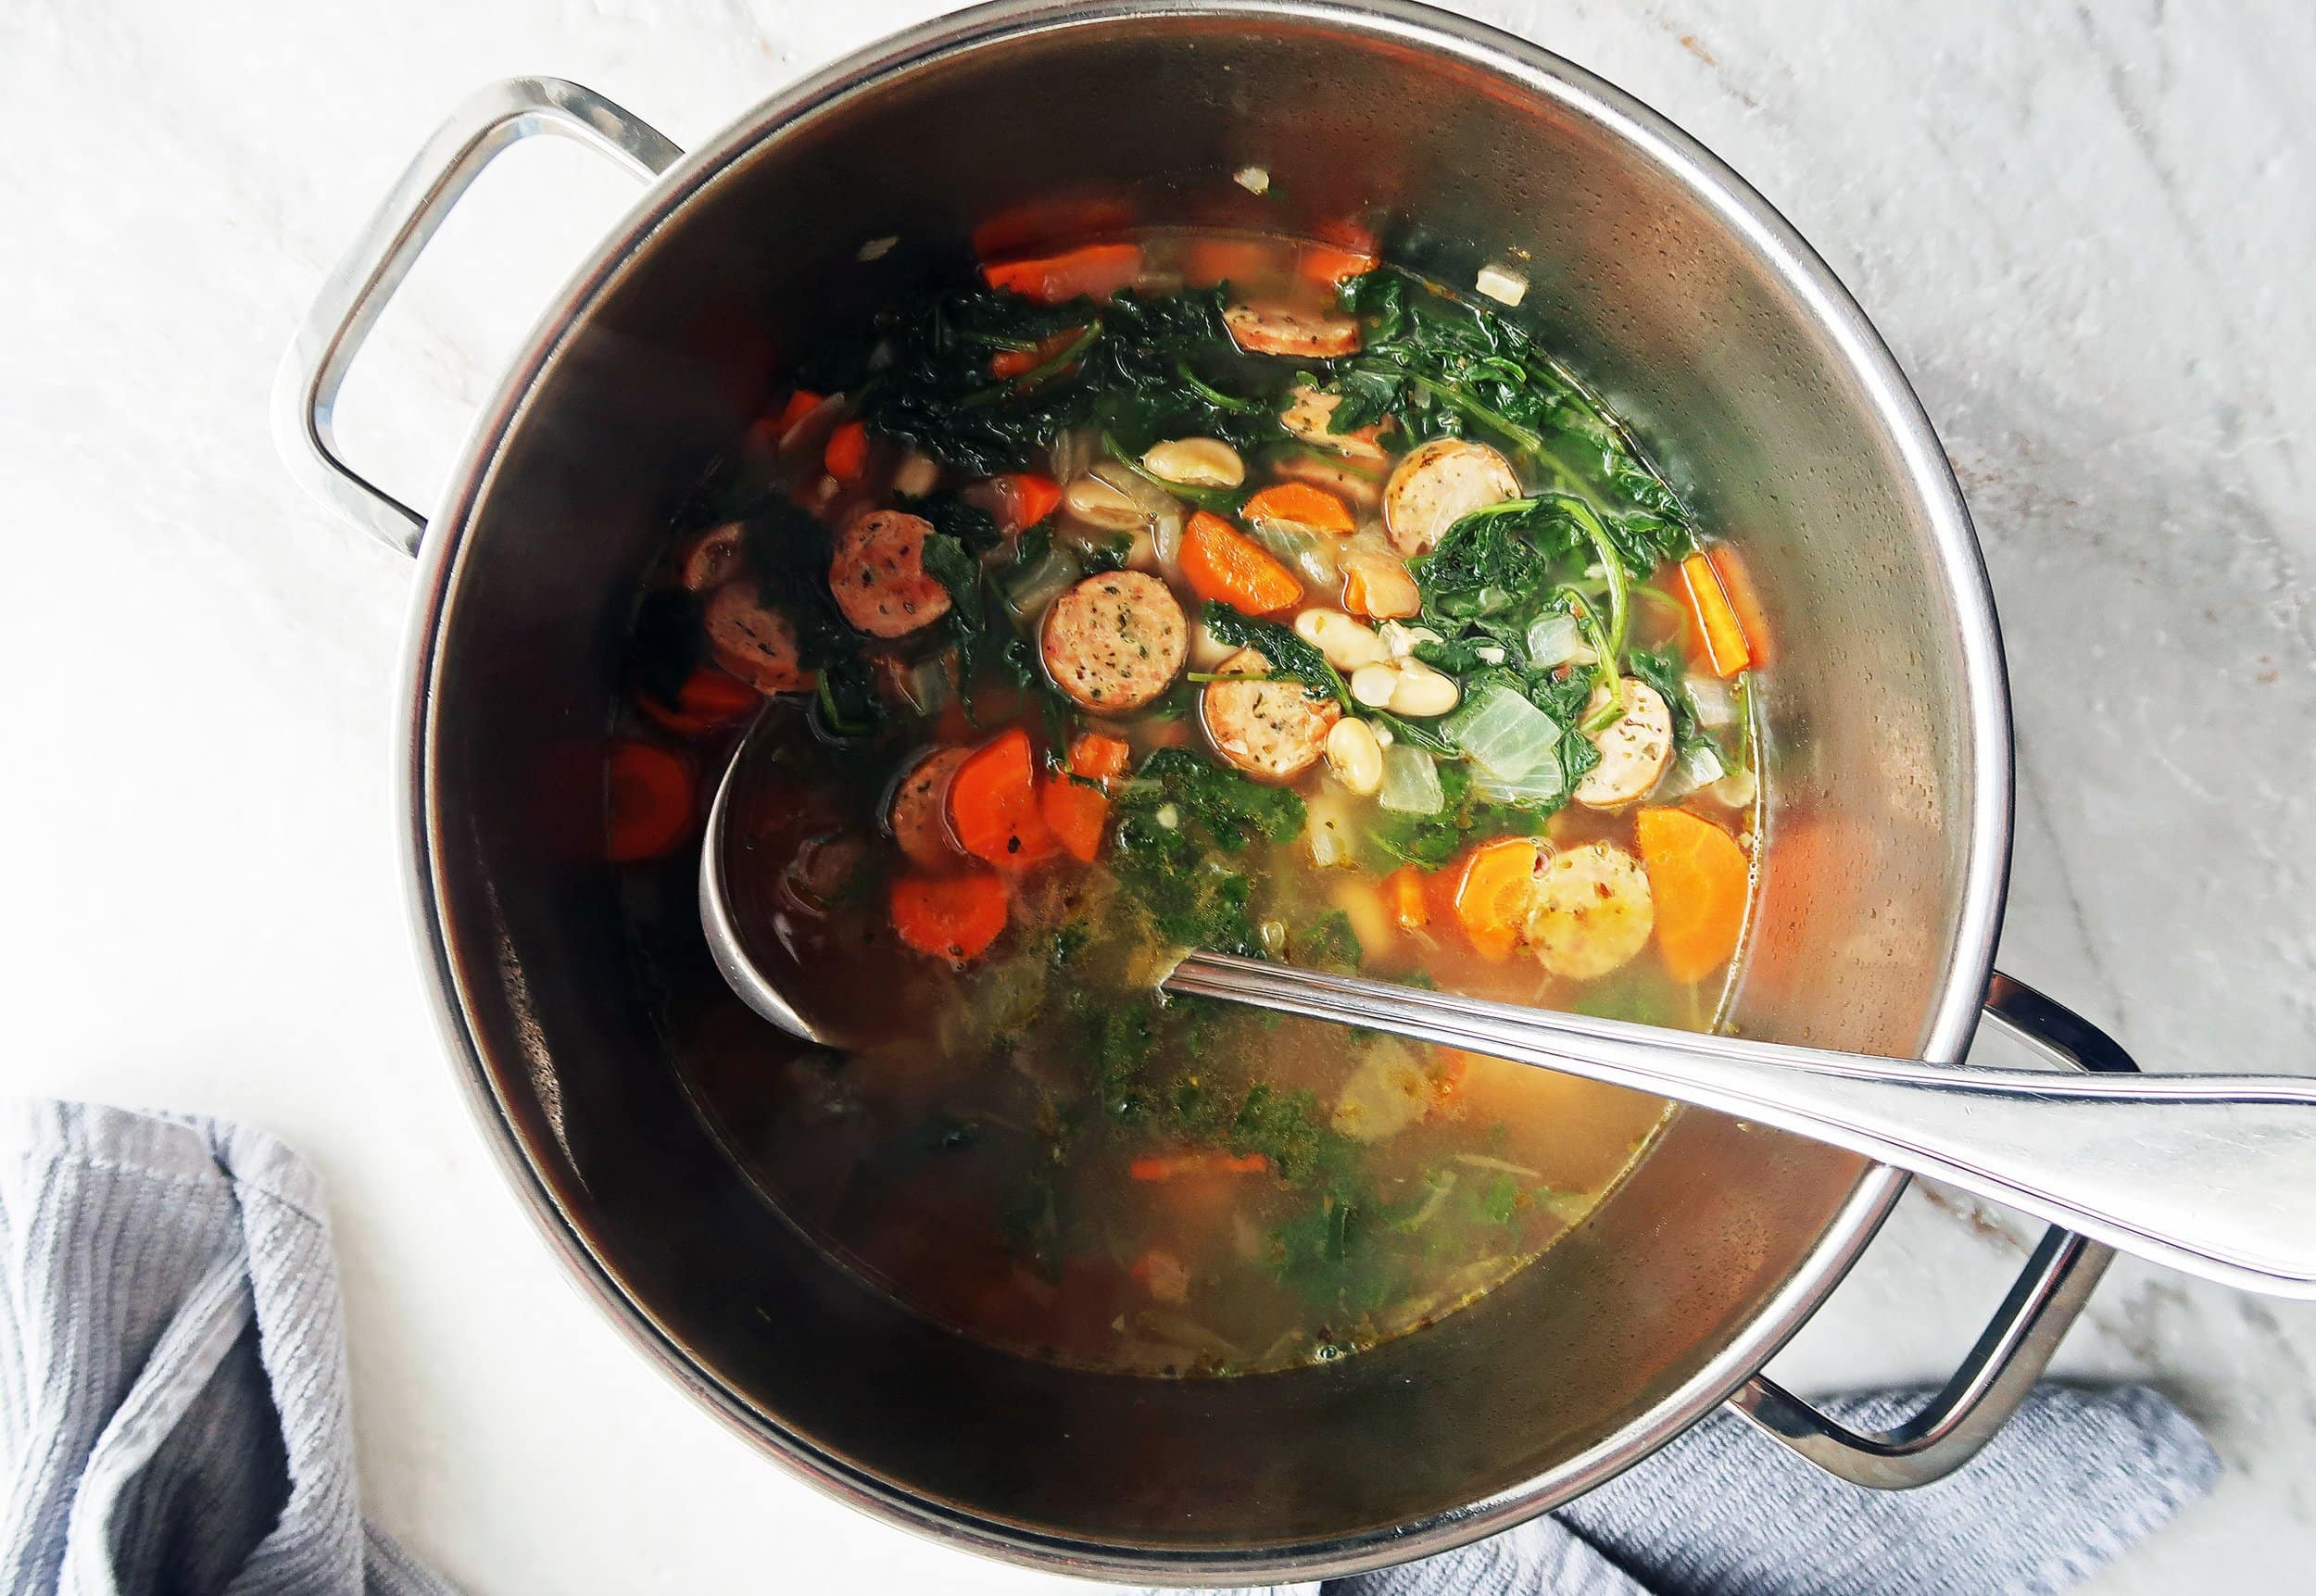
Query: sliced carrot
xmin=824 ymin=420 xmax=870 ymax=483
xmin=773 ymin=387 xmax=825 ymax=435
xmin=1128 ymin=1150 xmax=1272 ymax=1182
xmin=1706 ymin=544 xmax=1771 ymax=670
xmin=1243 ymin=482 xmax=1354 ymax=535
xmin=969 ymin=471 xmax=1063 ymax=535
xmin=1453 ymin=837 xmax=1543 ymax=961
xmin=1038 ymin=773 xmax=1109 ymax=863
xmin=1678 ymin=552 xmax=1751 ymax=678
xmin=1428 ymin=1047 xmax=1481 ymax=1115
xmin=1179 ymin=510 xmax=1303 ymax=615
xmin=606 ymin=740 xmax=695 ymax=861
xmin=981 ymin=243 xmax=1144 ymax=305
xmin=1067 ymin=732 xmax=1131 ymax=783
xmin=988 ymin=327 xmax=1085 ymax=383
xmin=1184 ymin=237 xmax=1278 ymax=288
xmin=947 ymin=726 xmax=1057 ymax=870
xmin=636 ymin=665 xmax=759 ymax=736
xmin=1385 ymin=865 xmax=1429 ymax=932
xmin=1636 ymin=808 xmax=1751 ymax=983
xmin=1297 ymin=242 xmax=1378 ymax=286
xmin=889 ymin=868 xmax=1010 ymax=961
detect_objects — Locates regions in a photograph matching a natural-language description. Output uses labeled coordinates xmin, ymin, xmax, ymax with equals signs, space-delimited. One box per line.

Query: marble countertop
xmin=3 ymin=1 xmax=2310 ymax=1589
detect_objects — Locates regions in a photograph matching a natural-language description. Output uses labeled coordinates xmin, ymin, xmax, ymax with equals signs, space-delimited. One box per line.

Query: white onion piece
xmin=1654 ymin=738 xmax=1727 ymax=802
xmin=1685 ymin=673 xmax=1739 ymax=730
xmin=1378 ymin=743 xmax=1446 ymax=815
xmin=1524 ymin=612 xmax=1583 ymax=668
xmin=1093 ymin=460 xmax=1185 ymax=572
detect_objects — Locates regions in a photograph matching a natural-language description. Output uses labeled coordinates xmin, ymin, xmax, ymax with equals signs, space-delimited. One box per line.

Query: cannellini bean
xmin=1141 ymin=436 xmax=1245 ymax=489
xmin=1341 ymin=544 xmax=1420 ymax=619
xmin=1063 ymin=471 xmax=1149 ymax=532
xmin=891 ymin=451 xmax=941 ymax=497
xmin=1328 ymin=874 xmax=1395 ymax=955
xmin=1387 ymin=660 xmax=1460 ymax=718
xmin=1349 ymin=663 xmax=1401 ymax=708
xmin=1378 ymin=621 xmax=1442 ymax=660
xmin=1293 ymin=608 xmax=1390 ymax=672
xmin=1325 ymin=718 xmax=1384 ymax=796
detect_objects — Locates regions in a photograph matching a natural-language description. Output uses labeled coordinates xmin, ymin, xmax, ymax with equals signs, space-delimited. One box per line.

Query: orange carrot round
xmin=1179 ymin=510 xmax=1303 ymax=615
xmin=1038 ymin=773 xmax=1109 ymax=863
xmin=981 ymin=243 xmax=1143 ymax=305
xmin=889 ymin=868 xmax=1010 ymax=961
xmin=946 ymin=727 xmax=1058 ymax=870
xmin=1243 ymin=482 xmax=1354 ymax=535
xmin=606 ymin=740 xmax=696 ymax=861
xmin=1636 ymin=808 xmax=1751 ymax=982
xmin=1453 ymin=837 xmax=1543 ymax=961
xmin=824 ymin=419 xmax=870 ymax=483
xmin=636 ymin=665 xmax=760 ymax=736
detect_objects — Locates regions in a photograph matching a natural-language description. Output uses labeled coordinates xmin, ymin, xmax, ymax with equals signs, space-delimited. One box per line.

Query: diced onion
xmin=1249 ymin=521 xmax=1340 ymax=586
xmin=999 ymin=544 xmax=1083 ymax=624
xmin=1378 ymin=743 xmax=1446 ymax=814
xmin=1447 ymin=682 xmax=1566 ymax=805
xmin=1524 ymin=612 xmax=1582 ymax=668
xmin=1655 ymin=738 xmax=1727 ymax=801
xmin=1685 ymin=673 xmax=1739 ymax=730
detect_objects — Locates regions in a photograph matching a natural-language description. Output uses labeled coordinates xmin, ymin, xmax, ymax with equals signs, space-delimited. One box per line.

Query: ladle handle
xmin=1729 ymin=973 xmax=2126 ymax=1489
xmin=271 ymin=78 xmax=680 ymax=555
xmin=1164 ymin=954 xmax=2316 ymax=1300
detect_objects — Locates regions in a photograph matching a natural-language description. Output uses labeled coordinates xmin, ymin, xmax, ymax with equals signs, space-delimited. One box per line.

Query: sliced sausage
xmin=1201 ymin=647 xmax=1341 ymax=782
xmin=1573 ymin=678 xmax=1676 ymax=810
xmin=1527 ymin=840 xmax=1655 ymax=980
xmin=1225 ymin=301 xmax=1363 ymax=359
xmin=704 ymin=583 xmax=814 ymax=694
xmin=1382 ymin=437 xmax=1521 ymax=555
xmin=1039 ymin=570 xmax=1188 ymax=711
xmin=887 ymin=746 xmax=973 ymax=869
xmin=1271 ymin=448 xmax=1385 ymax=509
xmin=1279 ymin=384 xmax=1388 ymax=462
xmin=677 ymin=522 xmax=746 ymax=592
xmin=830 ymin=509 xmax=952 ymax=638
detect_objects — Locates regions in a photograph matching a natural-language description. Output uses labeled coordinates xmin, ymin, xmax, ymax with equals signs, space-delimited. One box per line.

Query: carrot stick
xmin=1453 ymin=837 xmax=1542 ymax=961
xmin=772 ymin=388 xmax=824 ymax=435
xmin=946 ymin=726 xmax=1057 ymax=870
xmin=1635 ymin=808 xmax=1750 ymax=983
xmin=1127 ymin=1150 xmax=1272 ymax=1181
xmin=824 ymin=420 xmax=870 ymax=483
xmin=981 ymin=243 xmax=1143 ymax=305
xmin=1297 ymin=242 xmax=1378 ymax=286
xmin=1243 ymin=482 xmax=1354 ymax=535
xmin=636 ymin=665 xmax=759 ymax=735
xmin=1067 ymin=732 xmax=1131 ymax=783
xmin=1179 ymin=510 xmax=1303 ymax=615
xmin=1038 ymin=773 xmax=1109 ymax=863
xmin=1706 ymin=544 xmax=1771 ymax=670
xmin=1678 ymin=552 xmax=1752 ymax=677
xmin=889 ymin=868 xmax=1010 ymax=961
xmin=606 ymin=740 xmax=696 ymax=861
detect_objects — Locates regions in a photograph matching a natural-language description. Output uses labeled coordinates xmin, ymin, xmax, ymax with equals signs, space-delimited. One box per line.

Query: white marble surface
xmin=1 ymin=1 xmax=2310 ymax=1590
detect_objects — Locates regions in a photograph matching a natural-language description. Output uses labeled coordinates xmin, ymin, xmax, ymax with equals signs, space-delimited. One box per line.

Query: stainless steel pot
xmin=275 ymin=1 xmax=2146 ymax=1578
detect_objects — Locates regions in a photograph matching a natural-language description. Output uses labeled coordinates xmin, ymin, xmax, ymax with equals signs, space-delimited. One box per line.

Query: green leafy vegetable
xmin=1363 ymin=760 xmax=1546 ymax=870
xmin=1198 ymin=601 xmax=1345 ymax=703
xmin=1290 ymin=910 xmax=1364 ymax=974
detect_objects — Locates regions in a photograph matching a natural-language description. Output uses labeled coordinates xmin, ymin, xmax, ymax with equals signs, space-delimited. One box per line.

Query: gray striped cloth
xmin=0 ymin=1100 xmax=2220 ymax=1595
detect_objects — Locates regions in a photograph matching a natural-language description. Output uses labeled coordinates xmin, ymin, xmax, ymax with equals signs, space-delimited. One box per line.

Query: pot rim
xmin=396 ymin=0 xmax=2012 ymax=1578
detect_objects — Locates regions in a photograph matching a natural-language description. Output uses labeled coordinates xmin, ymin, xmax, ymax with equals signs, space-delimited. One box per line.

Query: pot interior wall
xmin=420 ymin=6 xmax=1988 ymax=1563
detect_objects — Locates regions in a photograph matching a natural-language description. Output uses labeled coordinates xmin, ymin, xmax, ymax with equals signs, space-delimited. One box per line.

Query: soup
xmin=609 ymin=231 xmax=1766 ymax=1376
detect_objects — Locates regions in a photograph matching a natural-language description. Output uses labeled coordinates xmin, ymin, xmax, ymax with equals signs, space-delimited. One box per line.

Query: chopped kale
xmin=1290 ymin=909 xmax=1364 ymax=974
xmin=1197 ymin=602 xmax=1346 ymax=703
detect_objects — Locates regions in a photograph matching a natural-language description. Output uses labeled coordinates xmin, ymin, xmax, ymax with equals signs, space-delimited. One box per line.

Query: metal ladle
xmin=701 ymin=743 xmax=2316 ymax=1300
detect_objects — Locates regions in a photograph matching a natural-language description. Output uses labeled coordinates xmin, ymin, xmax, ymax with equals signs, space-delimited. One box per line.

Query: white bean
xmin=1326 ymin=718 xmax=1385 ymax=796
xmin=1064 ymin=472 xmax=1148 ymax=532
xmin=1141 ymin=437 xmax=1245 ymax=489
xmin=1293 ymin=608 xmax=1390 ymax=672
xmin=1349 ymin=663 xmax=1402 ymax=709
xmin=1387 ymin=660 xmax=1461 ymax=718
xmin=891 ymin=451 xmax=940 ymax=497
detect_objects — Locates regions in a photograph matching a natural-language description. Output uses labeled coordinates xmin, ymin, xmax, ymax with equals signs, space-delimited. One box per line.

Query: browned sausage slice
xmin=1225 ymin=301 xmax=1363 ymax=358
xmin=704 ymin=583 xmax=815 ymax=694
xmin=887 ymin=746 xmax=974 ymax=868
xmin=1039 ymin=571 xmax=1188 ymax=712
xmin=830 ymin=509 xmax=953 ymax=638
xmin=1201 ymin=647 xmax=1341 ymax=782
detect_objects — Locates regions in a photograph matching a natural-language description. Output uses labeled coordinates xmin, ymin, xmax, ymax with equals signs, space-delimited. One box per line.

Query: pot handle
xmin=1725 ymin=971 xmax=2133 ymax=1488
xmin=272 ymin=78 xmax=682 ymax=557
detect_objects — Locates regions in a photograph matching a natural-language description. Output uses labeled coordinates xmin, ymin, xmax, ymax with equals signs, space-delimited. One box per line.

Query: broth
xmin=610 ymin=231 xmax=1765 ymax=1376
